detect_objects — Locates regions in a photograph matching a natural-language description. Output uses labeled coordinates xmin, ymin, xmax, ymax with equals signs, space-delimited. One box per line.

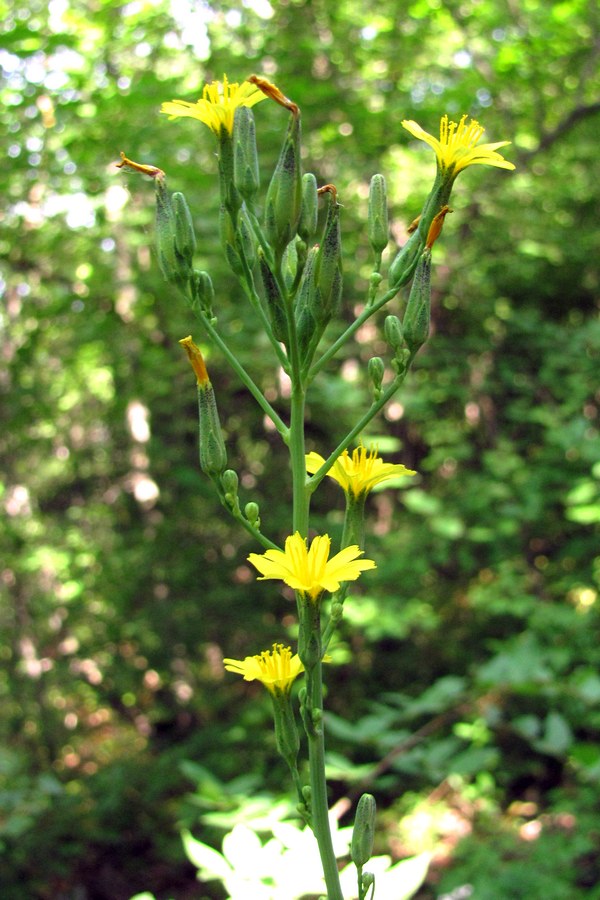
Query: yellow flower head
xmin=306 ymin=446 xmax=416 ymax=498
xmin=402 ymin=114 xmax=515 ymax=177
xmin=160 ymin=75 xmax=267 ymax=136
xmin=223 ymin=643 xmax=304 ymax=695
xmin=248 ymin=532 xmax=376 ymax=601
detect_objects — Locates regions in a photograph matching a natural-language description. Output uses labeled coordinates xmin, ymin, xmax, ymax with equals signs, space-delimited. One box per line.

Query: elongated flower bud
xmin=351 ymin=793 xmax=376 ymax=868
xmin=236 ymin=205 xmax=257 ymax=270
xmin=264 ymin=111 xmax=302 ymax=256
xmin=217 ymin=132 xmax=241 ymax=215
xmin=388 ymin=228 xmax=422 ymax=289
xmin=233 ymin=106 xmax=260 ymax=201
xmin=155 ymin=178 xmax=187 ymax=286
xmin=281 ymin=240 xmax=299 ymax=292
xmin=314 ymin=189 xmax=343 ymax=320
xmin=179 ymin=337 xmax=227 ymax=479
xmin=259 ymin=250 xmax=288 ymax=343
xmin=219 ymin=205 xmax=243 ymax=275
xmin=294 ymin=245 xmax=319 ymax=358
xmin=403 ymin=248 xmax=432 ymax=353
xmin=299 ymin=173 xmax=318 ymax=243
xmin=117 ymin=154 xmax=192 ymax=287
xmin=172 ymin=191 xmax=196 ymax=272
xmin=368 ymin=174 xmax=389 ymax=254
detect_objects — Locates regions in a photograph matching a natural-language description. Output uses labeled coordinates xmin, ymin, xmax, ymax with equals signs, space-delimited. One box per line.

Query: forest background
xmin=1 ymin=0 xmax=599 ymax=897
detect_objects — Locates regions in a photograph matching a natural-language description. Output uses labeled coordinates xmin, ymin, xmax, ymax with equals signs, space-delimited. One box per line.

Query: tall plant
xmin=118 ymin=74 xmax=514 ymax=899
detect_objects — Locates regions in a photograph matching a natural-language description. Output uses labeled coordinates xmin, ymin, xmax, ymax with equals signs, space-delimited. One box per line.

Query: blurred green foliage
xmin=1 ymin=0 xmax=599 ymax=897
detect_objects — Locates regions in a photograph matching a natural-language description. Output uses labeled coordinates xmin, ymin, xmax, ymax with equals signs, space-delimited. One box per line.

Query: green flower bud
xmin=221 ymin=468 xmax=239 ymax=498
xmin=391 ymin=347 xmax=411 ymax=376
xmin=403 ymin=247 xmax=432 ymax=353
xmin=236 ymin=205 xmax=257 ymax=271
xmin=294 ymin=190 xmax=343 ymax=363
xmin=221 ymin=468 xmax=241 ymax=515
xmin=294 ymin=245 xmax=320 ymax=359
xmin=330 ymin=601 xmax=344 ymax=625
xmin=264 ymin=111 xmax=302 ymax=256
xmin=172 ymin=191 xmax=196 ymax=271
xmin=315 ymin=190 xmax=343 ymax=320
xmin=155 ymin=178 xmax=187 ymax=286
xmin=259 ymin=250 xmax=288 ymax=343
xmin=351 ymin=793 xmax=376 ymax=868
xmin=388 ymin=229 xmax=422 ymax=289
xmin=217 ymin=132 xmax=240 ymax=214
xmin=233 ymin=106 xmax=260 ymax=201
xmin=361 ymin=872 xmax=375 ymax=895
xmin=244 ymin=501 xmax=260 ymax=528
xmin=368 ymin=356 xmax=385 ymax=393
xmin=384 ymin=314 xmax=404 ymax=352
xmin=179 ymin=337 xmax=227 ymax=479
xmin=281 ymin=239 xmax=299 ymax=293
xmin=191 ymin=270 xmax=215 ymax=317
xmin=368 ymin=174 xmax=389 ymax=254
xmin=197 ymin=381 xmax=227 ymax=478
xmin=299 ymin=173 xmax=318 ymax=243
xmin=219 ymin=205 xmax=243 ymax=275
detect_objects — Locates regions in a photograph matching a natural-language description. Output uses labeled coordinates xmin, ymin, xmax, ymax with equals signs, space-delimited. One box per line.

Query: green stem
xmin=299 ymin=602 xmax=344 ymax=900
xmin=307 ymin=660 xmax=343 ymax=900
xmin=237 ymin=242 xmax=291 ymax=374
xmin=216 ymin=488 xmax=281 ymax=551
xmin=289 ymin=329 xmax=342 ymax=897
xmin=290 ymin=382 xmax=309 ymax=536
xmin=307 ymin=283 xmax=400 ymax=381
xmin=192 ymin=307 xmax=289 ymax=442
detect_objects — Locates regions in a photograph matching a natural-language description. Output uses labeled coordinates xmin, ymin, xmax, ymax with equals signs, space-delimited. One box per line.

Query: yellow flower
xmin=306 ymin=446 xmax=416 ymax=498
xmin=160 ymin=75 xmax=267 ymax=136
xmin=402 ymin=114 xmax=515 ymax=176
xmin=248 ymin=532 xmax=376 ymax=601
xmin=223 ymin=643 xmax=304 ymax=695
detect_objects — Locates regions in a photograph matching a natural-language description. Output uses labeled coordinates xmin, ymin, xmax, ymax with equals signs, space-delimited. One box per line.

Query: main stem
xmin=289 ymin=379 xmax=343 ymax=899
xmin=306 ymin=647 xmax=343 ymax=900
